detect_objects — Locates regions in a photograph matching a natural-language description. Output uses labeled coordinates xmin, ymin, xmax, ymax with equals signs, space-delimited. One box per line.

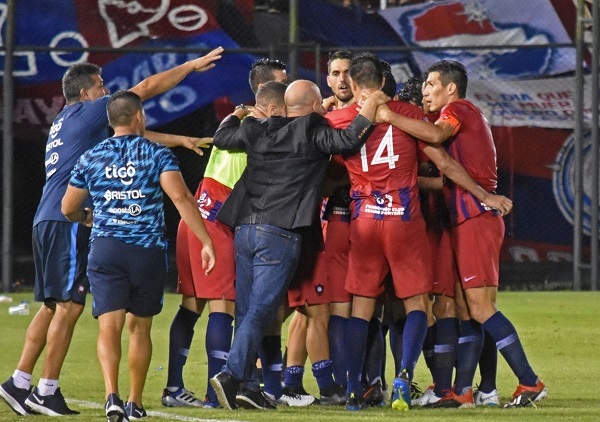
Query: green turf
xmin=0 ymin=291 xmax=598 ymax=421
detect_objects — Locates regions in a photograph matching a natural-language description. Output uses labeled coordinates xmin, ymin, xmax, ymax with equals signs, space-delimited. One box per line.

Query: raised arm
xmin=145 ymin=130 xmax=212 ymax=156
xmin=377 ymin=105 xmax=453 ymax=145
xmin=422 ymin=144 xmax=513 ymax=216
xmin=314 ymin=90 xmax=389 ymax=154
xmin=130 ymin=47 xmax=223 ymax=101
xmin=160 ymin=171 xmax=216 ymax=275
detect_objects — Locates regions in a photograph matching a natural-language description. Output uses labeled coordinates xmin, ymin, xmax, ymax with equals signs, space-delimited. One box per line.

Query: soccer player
xmin=379 ymin=59 xmax=546 ymax=408
xmin=335 ymin=53 xmax=512 ymax=411
xmin=0 ymin=48 xmax=223 ymax=417
xmin=209 ymin=80 xmax=387 ymax=411
xmin=162 ymin=57 xmax=288 ymax=409
xmin=61 ymin=90 xmax=215 ymax=422
xmin=281 ymin=51 xmax=356 ymax=406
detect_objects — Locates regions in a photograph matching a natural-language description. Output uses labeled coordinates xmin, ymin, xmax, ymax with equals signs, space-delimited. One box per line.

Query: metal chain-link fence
xmin=1 ymin=0 xmax=596 ymax=290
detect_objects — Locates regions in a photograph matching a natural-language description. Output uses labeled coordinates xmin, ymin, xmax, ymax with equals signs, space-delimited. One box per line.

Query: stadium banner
xmin=467 ymin=76 xmax=591 ymax=129
xmin=379 ymin=0 xmax=575 ymax=79
xmin=0 ymin=0 xmax=256 ymax=139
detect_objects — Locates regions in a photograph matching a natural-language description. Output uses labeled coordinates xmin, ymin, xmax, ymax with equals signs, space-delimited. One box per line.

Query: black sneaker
xmin=362 ymin=381 xmax=385 ymax=407
xmin=319 ymin=383 xmax=346 ymax=406
xmin=210 ymin=372 xmax=240 ymax=410
xmin=125 ymin=401 xmax=147 ymax=419
xmin=25 ymin=387 xmax=79 ymax=416
xmin=235 ymin=388 xmax=277 ymax=409
xmin=105 ymin=393 xmax=128 ymax=422
xmin=345 ymin=392 xmax=366 ymax=411
xmin=0 ymin=377 xmax=33 ymax=415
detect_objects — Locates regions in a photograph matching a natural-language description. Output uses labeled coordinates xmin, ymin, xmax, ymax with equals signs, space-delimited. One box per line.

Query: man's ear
xmin=447 ymin=82 xmax=457 ymax=96
xmin=380 ymin=76 xmax=386 ymax=90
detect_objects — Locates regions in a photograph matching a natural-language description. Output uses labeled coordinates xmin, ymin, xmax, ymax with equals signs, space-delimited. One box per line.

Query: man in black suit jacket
xmin=210 ymin=80 xmax=388 ymax=410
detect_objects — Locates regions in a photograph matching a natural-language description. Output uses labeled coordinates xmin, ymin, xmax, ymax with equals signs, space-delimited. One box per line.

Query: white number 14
xmin=360 ymin=125 xmax=398 ymax=172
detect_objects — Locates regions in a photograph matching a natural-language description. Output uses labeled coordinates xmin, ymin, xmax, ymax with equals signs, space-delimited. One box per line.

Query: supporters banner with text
xmin=467 ymin=76 xmax=590 ymax=129
xmin=0 ymin=0 xmax=256 ymax=140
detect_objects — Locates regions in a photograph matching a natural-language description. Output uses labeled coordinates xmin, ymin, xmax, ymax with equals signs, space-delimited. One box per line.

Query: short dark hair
xmin=62 ymin=63 xmax=102 ymax=103
xmin=349 ymin=52 xmax=383 ymax=89
xmin=107 ymin=90 xmax=143 ymax=128
xmin=255 ymin=81 xmax=287 ymax=109
xmin=380 ymin=60 xmax=396 ymax=98
xmin=427 ymin=60 xmax=468 ymax=98
xmin=249 ymin=58 xmax=287 ymax=94
xmin=327 ymin=50 xmax=353 ymax=74
xmin=397 ymin=75 xmax=424 ymax=105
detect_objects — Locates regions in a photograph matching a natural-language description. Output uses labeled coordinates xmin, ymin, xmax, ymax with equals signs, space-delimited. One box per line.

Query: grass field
xmin=0 ymin=291 xmax=598 ymax=421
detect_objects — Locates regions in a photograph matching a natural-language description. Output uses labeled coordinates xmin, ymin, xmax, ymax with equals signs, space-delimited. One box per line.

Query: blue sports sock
xmin=312 ymin=359 xmax=335 ymax=391
xmin=205 ymin=312 xmax=234 ymax=402
xmin=400 ymin=310 xmax=428 ymax=381
xmin=363 ymin=318 xmax=384 ymax=385
xmin=483 ymin=312 xmax=538 ymax=387
xmin=454 ymin=319 xmax=483 ymax=394
xmin=284 ymin=365 xmax=304 ymax=388
xmin=433 ymin=318 xmax=459 ymax=396
xmin=389 ymin=317 xmax=406 ymax=376
xmin=328 ymin=315 xmax=348 ymax=388
xmin=422 ymin=323 xmax=437 ymax=378
xmin=345 ymin=316 xmax=369 ymax=396
xmin=167 ymin=306 xmax=200 ymax=388
xmin=478 ymin=329 xmax=498 ymax=393
xmin=259 ymin=335 xmax=283 ymax=399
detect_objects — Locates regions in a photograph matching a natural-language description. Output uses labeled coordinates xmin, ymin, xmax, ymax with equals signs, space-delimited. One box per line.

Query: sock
xmin=400 ymin=310 xmax=428 ymax=381
xmin=389 ymin=317 xmax=406 ymax=376
xmin=37 ymin=378 xmax=58 ymax=396
xmin=312 ymin=359 xmax=335 ymax=391
xmin=478 ymin=329 xmax=498 ymax=393
xmin=483 ymin=311 xmax=538 ymax=387
xmin=454 ymin=319 xmax=484 ymax=394
xmin=167 ymin=306 xmax=200 ymax=389
xmin=422 ymin=323 xmax=437 ymax=379
xmin=328 ymin=315 xmax=348 ymax=388
xmin=259 ymin=335 xmax=283 ymax=399
xmin=205 ymin=312 xmax=234 ymax=402
xmin=345 ymin=316 xmax=369 ymax=396
xmin=432 ymin=318 xmax=459 ymax=397
xmin=12 ymin=370 xmax=31 ymax=390
xmin=363 ymin=318 xmax=384 ymax=385
xmin=283 ymin=365 xmax=304 ymax=388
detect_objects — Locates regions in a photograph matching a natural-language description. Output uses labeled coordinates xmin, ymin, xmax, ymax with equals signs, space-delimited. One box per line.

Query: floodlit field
xmin=0 ymin=291 xmax=598 ymax=421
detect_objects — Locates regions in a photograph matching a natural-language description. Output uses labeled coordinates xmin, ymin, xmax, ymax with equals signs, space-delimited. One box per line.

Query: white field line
xmin=68 ymin=399 xmax=247 ymax=422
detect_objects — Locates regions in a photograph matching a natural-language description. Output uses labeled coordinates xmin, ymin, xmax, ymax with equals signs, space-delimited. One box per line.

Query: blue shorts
xmin=88 ymin=237 xmax=166 ymax=318
xmin=33 ymin=221 xmax=90 ymax=305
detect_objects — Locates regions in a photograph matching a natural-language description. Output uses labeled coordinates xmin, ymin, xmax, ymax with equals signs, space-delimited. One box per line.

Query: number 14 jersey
xmin=326 ymin=100 xmax=425 ymax=222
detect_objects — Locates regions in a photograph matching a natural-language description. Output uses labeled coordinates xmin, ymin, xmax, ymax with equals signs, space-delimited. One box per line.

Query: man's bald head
xmin=284 ymin=80 xmax=324 ymax=117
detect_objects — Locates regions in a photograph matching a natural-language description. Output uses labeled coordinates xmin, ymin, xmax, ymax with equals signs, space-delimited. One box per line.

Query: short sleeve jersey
xmin=328 ymin=101 xmax=424 ymax=221
xmin=69 ymin=135 xmax=180 ymax=248
xmin=33 ymin=96 xmax=111 ymax=226
xmin=437 ymin=99 xmax=499 ymax=226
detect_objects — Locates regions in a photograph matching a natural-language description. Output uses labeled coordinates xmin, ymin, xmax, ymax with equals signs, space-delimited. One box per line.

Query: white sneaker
xmin=264 ymin=391 xmax=315 ymax=407
xmin=474 ymin=388 xmax=500 ymax=406
xmin=161 ymin=387 xmax=203 ymax=407
xmin=411 ymin=386 xmax=442 ymax=407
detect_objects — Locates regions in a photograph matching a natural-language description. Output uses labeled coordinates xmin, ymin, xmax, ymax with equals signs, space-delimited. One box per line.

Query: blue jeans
xmin=224 ymin=224 xmax=302 ymax=389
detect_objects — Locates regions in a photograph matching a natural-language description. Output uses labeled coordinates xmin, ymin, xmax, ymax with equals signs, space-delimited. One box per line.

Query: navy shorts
xmin=88 ymin=237 xmax=166 ymax=318
xmin=33 ymin=221 xmax=90 ymax=305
